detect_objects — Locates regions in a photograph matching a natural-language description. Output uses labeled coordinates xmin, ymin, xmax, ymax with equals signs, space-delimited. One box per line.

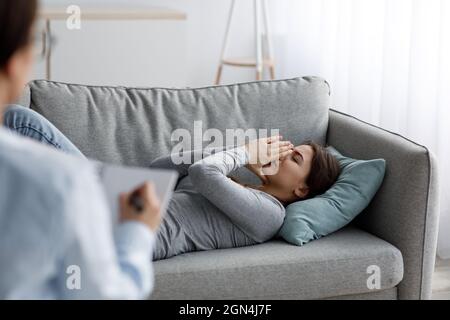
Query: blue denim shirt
xmin=0 ymin=128 xmax=155 ymax=299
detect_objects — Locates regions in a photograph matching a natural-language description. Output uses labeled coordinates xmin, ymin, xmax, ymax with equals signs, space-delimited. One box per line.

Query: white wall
xmin=35 ymin=19 xmax=188 ymax=87
xmin=41 ymin=0 xmax=262 ymax=87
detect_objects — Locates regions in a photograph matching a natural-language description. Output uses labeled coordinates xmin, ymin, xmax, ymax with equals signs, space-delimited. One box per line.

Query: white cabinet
xmin=32 ymin=7 xmax=187 ymax=87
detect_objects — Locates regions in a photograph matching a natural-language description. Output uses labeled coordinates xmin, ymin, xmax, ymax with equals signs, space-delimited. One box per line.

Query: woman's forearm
xmin=149 ymin=147 xmax=227 ymax=177
xmin=188 ymin=147 xmax=284 ymax=243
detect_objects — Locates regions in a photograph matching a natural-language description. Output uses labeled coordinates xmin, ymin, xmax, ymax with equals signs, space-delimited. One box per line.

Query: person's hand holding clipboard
xmin=119 ymin=183 xmax=162 ymax=232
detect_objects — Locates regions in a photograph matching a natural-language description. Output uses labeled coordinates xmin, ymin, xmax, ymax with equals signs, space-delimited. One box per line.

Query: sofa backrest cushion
xmin=24 ymin=77 xmax=331 ymax=168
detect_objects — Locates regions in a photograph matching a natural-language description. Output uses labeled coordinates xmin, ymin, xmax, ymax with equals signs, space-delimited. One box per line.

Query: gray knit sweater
xmin=149 ymin=147 xmax=285 ymax=261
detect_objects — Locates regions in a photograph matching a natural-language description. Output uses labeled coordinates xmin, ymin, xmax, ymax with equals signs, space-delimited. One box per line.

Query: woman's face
xmin=1 ymin=22 xmax=35 ymax=105
xmin=8 ymin=39 xmax=34 ymax=103
xmin=266 ymin=144 xmax=315 ymax=199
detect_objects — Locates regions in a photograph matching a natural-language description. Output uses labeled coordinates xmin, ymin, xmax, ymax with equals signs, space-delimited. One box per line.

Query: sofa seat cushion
xmin=151 ymin=226 xmax=403 ymax=299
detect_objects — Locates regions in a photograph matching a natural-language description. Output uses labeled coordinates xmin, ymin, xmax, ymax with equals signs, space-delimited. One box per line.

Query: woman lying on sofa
xmin=4 ymin=105 xmax=341 ymax=261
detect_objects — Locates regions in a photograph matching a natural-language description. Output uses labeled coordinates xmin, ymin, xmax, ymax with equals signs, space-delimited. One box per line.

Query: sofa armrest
xmin=326 ymin=109 xmax=440 ymax=300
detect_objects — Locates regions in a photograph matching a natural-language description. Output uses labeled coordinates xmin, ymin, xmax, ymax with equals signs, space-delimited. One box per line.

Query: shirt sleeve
xmin=59 ymin=165 xmax=156 ymax=300
xmin=149 ymin=147 xmax=227 ymax=177
xmin=187 ymin=147 xmax=285 ymax=243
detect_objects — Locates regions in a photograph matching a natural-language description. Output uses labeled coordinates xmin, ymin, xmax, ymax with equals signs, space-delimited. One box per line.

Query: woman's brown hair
xmin=0 ymin=0 xmax=38 ymax=69
xmin=302 ymin=141 xmax=341 ymax=199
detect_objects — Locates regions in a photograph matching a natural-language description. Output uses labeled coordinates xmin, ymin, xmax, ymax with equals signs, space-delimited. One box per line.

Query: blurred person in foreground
xmin=0 ymin=0 xmax=161 ymax=299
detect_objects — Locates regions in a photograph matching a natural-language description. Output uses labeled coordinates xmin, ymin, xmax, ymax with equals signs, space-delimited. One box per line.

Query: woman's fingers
xmin=268 ymin=140 xmax=290 ymax=149
xmin=273 ymin=146 xmax=293 ymax=161
xmin=249 ymin=136 xmax=292 ymax=166
xmin=278 ymin=141 xmax=294 ymax=149
xmin=265 ymin=135 xmax=282 ymax=144
xmin=279 ymin=149 xmax=294 ymax=160
xmin=269 ymin=141 xmax=293 ymax=153
xmin=279 ymin=145 xmax=294 ymax=154
xmin=267 ymin=141 xmax=293 ymax=161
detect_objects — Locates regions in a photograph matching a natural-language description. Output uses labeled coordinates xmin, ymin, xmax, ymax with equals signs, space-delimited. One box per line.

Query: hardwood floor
xmin=432 ymin=257 xmax=450 ymax=299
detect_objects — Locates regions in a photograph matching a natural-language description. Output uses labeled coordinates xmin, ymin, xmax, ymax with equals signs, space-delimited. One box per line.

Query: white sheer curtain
xmin=270 ymin=0 xmax=450 ymax=258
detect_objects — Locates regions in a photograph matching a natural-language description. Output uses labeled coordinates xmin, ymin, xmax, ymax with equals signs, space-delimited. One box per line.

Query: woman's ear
xmin=294 ymin=186 xmax=309 ymax=199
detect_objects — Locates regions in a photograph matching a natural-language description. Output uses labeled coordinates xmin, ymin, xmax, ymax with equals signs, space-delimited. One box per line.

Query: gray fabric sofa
xmin=18 ymin=76 xmax=439 ymax=300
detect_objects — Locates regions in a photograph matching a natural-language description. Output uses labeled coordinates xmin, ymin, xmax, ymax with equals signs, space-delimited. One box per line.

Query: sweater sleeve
xmin=187 ymin=147 xmax=285 ymax=243
xmin=149 ymin=147 xmax=227 ymax=177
